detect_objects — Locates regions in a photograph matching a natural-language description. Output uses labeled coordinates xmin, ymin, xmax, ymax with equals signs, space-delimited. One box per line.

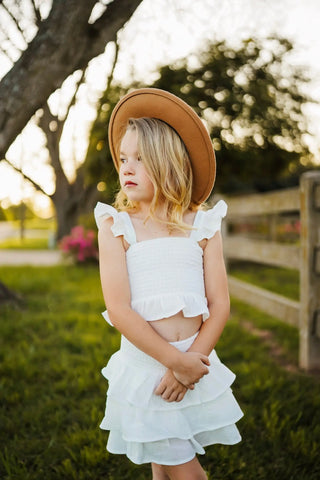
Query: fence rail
xmin=227 ymin=276 xmax=300 ymax=328
xmin=225 ymin=187 xmax=300 ymax=217
xmin=224 ymin=237 xmax=300 ymax=270
xmin=220 ymin=171 xmax=320 ymax=371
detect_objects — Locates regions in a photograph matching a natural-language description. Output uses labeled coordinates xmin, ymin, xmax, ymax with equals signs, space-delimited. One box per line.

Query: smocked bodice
xmin=126 ymin=237 xmax=206 ymax=321
xmin=94 ymin=200 xmax=227 ymax=325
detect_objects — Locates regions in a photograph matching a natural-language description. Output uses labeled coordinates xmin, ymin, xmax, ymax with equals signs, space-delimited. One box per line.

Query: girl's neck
xmin=136 ymin=201 xmax=167 ymax=222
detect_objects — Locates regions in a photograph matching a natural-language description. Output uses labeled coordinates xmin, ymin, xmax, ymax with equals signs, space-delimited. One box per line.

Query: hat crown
xmin=108 ymin=88 xmax=216 ymax=204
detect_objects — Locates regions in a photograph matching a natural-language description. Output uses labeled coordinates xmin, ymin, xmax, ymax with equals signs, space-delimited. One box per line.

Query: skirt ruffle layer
xmin=100 ymin=335 xmax=243 ymax=465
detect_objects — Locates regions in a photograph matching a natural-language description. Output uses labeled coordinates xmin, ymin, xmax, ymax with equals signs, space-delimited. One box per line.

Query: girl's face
xmin=119 ymin=128 xmax=154 ymax=205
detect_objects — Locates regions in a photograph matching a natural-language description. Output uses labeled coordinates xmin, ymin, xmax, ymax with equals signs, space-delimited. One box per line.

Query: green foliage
xmin=150 ymin=37 xmax=314 ymax=193
xmin=0 ymin=266 xmax=319 ymax=479
xmin=2 ymin=203 xmax=37 ymax=222
xmin=86 ymin=37 xmax=315 ymax=197
xmin=0 ymin=206 xmax=6 ymax=221
xmin=83 ymin=84 xmax=129 ymax=204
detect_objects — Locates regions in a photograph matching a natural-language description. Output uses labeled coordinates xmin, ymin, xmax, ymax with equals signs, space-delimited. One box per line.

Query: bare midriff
xmin=150 ymin=312 xmax=203 ymax=343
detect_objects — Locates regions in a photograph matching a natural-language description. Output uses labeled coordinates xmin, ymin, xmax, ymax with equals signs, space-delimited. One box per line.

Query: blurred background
xmin=0 ymin=0 xmax=319 ymax=242
xmin=1 ymin=2 xmax=320 ymax=479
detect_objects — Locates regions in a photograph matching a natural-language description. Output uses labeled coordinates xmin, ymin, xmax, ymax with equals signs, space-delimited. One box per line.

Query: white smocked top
xmin=94 ymin=200 xmax=227 ymax=326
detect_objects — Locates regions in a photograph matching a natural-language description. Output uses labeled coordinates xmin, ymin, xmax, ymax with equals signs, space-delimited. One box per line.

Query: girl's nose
xmin=123 ymin=159 xmax=135 ymax=174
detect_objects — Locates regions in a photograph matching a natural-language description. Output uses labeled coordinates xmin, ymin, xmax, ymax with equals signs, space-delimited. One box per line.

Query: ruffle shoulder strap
xmin=94 ymin=202 xmax=136 ymax=245
xmin=192 ymin=200 xmax=228 ymax=241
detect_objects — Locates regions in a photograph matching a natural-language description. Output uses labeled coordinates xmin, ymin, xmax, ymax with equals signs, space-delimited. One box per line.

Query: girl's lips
xmin=125 ymin=181 xmax=137 ymax=186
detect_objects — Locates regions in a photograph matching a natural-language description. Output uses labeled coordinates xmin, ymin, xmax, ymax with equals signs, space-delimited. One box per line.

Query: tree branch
xmin=0 ymin=0 xmax=143 ymax=160
xmin=38 ymin=102 xmax=68 ymax=184
xmin=3 ymin=157 xmax=49 ymax=196
xmin=0 ymin=42 xmax=16 ymax=64
xmin=0 ymin=20 xmax=23 ymax=57
xmin=106 ymin=35 xmax=120 ymax=94
xmin=29 ymin=0 xmax=42 ymax=27
xmin=0 ymin=1 xmax=28 ymax=46
xmin=64 ymin=69 xmax=86 ymax=121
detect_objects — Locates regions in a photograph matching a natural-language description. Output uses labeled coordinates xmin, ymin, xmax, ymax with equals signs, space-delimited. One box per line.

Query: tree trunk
xmin=54 ymin=195 xmax=81 ymax=241
xmin=52 ymin=165 xmax=98 ymax=240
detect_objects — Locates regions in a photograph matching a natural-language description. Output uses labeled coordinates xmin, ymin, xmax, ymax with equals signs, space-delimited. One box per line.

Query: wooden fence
xmin=219 ymin=171 xmax=320 ymax=371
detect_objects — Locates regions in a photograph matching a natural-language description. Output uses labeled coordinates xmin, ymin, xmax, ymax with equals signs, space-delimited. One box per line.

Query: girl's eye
xmin=120 ymin=157 xmax=127 ymax=164
xmin=137 ymin=155 xmax=142 ymax=162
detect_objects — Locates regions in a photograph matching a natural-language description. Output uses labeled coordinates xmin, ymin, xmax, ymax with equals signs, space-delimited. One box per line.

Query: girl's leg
xmin=162 ymin=457 xmax=208 ymax=480
xmin=151 ymin=463 xmax=170 ymax=480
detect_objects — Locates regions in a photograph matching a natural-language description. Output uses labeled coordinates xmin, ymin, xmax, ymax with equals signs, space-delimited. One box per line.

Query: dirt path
xmin=0 ymin=249 xmax=63 ymax=266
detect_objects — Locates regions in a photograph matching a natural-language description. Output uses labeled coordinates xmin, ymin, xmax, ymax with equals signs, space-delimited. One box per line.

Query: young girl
xmin=95 ymin=88 xmax=243 ymax=480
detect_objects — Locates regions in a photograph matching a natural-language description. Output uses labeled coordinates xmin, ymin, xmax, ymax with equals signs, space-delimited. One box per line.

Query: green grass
xmin=0 ymin=217 xmax=56 ymax=249
xmin=0 ymin=237 xmax=51 ymax=249
xmin=9 ymin=217 xmax=56 ymax=230
xmin=0 ymin=266 xmax=319 ymax=480
xmin=228 ymin=261 xmax=300 ymax=301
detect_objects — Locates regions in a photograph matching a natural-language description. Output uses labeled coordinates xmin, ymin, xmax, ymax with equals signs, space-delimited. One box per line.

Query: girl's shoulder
xmin=192 ymin=200 xmax=227 ymax=241
xmin=94 ymin=202 xmax=118 ymax=227
xmin=94 ymin=202 xmax=136 ymax=245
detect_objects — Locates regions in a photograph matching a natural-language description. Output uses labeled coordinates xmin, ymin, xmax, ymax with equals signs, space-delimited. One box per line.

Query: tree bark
xmin=53 ymin=170 xmax=98 ymax=241
xmin=0 ymin=0 xmax=143 ymax=160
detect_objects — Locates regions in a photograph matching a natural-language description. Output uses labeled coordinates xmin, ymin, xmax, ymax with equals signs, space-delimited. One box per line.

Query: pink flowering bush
xmin=59 ymin=226 xmax=98 ymax=264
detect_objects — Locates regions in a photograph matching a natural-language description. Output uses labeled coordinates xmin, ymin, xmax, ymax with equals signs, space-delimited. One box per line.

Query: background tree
xmin=86 ymin=37 xmax=315 ymax=198
xmin=3 ymin=60 xmax=118 ymax=240
xmin=0 ymin=0 xmax=143 ymax=161
xmin=151 ymin=37 xmax=314 ymax=193
xmin=0 ymin=0 xmax=143 ymax=301
xmin=0 ymin=0 xmax=143 ymax=240
xmin=83 ymin=81 xmax=130 ymax=207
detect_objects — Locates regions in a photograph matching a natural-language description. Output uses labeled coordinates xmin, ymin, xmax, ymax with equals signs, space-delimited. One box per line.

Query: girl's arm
xmin=155 ymin=231 xmax=229 ymax=401
xmin=186 ymin=231 xmax=230 ymax=356
xmin=98 ymin=219 xmax=210 ymax=386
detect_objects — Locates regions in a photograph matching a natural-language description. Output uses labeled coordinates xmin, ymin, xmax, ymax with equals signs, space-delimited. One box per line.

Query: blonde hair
xmin=114 ymin=117 xmax=197 ymax=232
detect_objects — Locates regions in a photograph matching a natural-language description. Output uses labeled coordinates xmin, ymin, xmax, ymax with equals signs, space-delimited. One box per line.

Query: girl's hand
xmin=154 ymin=370 xmax=187 ymax=402
xmin=173 ymin=351 xmax=210 ymax=388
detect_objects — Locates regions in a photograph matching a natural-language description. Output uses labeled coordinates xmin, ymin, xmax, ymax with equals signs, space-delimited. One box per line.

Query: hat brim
xmin=108 ymin=88 xmax=216 ymax=204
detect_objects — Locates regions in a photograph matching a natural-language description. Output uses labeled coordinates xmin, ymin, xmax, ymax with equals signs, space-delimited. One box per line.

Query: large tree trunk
xmin=0 ymin=0 xmax=143 ymax=160
xmin=52 ymin=168 xmax=98 ymax=240
xmin=54 ymin=196 xmax=81 ymax=241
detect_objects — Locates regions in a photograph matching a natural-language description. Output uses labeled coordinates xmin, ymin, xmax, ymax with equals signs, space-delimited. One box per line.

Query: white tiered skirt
xmin=100 ymin=333 xmax=243 ymax=465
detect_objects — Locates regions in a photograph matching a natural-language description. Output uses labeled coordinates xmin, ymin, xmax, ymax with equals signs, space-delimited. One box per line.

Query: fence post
xmin=299 ymin=171 xmax=320 ymax=370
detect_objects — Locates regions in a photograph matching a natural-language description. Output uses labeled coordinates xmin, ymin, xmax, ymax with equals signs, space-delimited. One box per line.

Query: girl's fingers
xmin=154 ymin=384 xmax=165 ymax=395
xmin=176 ymin=391 xmax=185 ymax=402
xmin=201 ymin=355 xmax=210 ymax=366
xmin=161 ymin=386 xmax=187 ymax=402
xmin=162 ymin=387 xmax=173 ymax=400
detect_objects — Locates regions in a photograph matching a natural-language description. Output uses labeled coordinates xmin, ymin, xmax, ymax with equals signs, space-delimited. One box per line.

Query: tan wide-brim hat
xmin=108 ymin=88 xmax=216 ymax=204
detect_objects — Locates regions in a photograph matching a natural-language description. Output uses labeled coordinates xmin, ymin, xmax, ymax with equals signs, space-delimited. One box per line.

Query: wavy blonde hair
xmin=114 ymin=117 xmax=197 ymax=232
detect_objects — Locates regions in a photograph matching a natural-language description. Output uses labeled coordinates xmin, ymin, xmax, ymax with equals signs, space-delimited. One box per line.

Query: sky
xmin=0 ymin=0 xmax=320 ymax=215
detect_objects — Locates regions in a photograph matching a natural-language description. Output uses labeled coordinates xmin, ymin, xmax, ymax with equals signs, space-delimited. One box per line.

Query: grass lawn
xmin=0 ymin=218 xmax=55 ymax=249
xmin=228 ymin=261 xmax=300 ymax=301
xmin=0 ymin=237 xmax=50 ymax=249
xmin=0 ymin=266 xmax=319 ymax=479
